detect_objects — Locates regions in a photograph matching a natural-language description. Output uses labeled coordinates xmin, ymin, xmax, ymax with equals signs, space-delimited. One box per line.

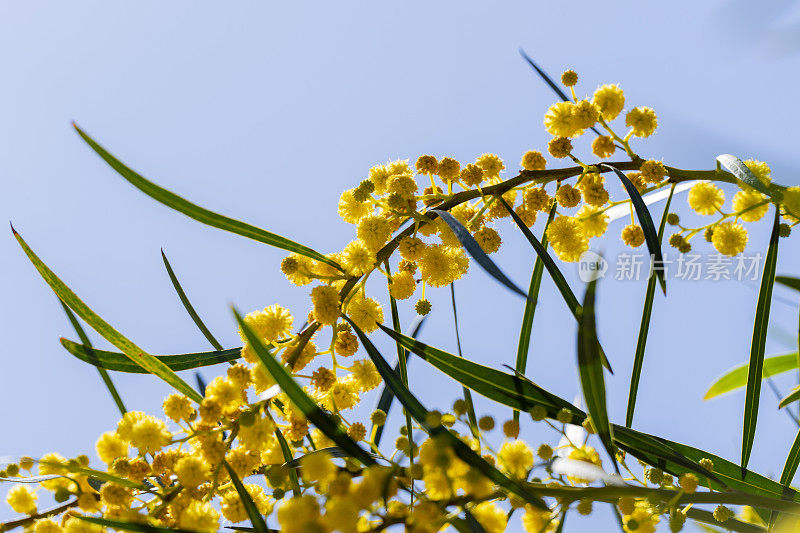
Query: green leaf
xmin=500 ymin=197 xmax=612 ymax=373
xmin=776 ymin=276 xmax=800 ymax=292
xmin=704 ymin=353 xmax=798 ymax=400
xmin=38 ymin=460 xmax=144 ymax=490
xmin=233 ymin=308 xmax=375 ymax=466
xmin=626 ymin=184 xmax=675 ymax=427
xmin=372 ymin=317 xmax=426 ymax=446
xmin=348 ymin=318 xmax=548 ymax=509
xmin=377 ymin=327 xmax=800 ymax=502
xmin=577 ymin=278 xmax=616 ymax=470
xmin=73 ymin=124 xmax=340 ymax=271
xmin=781 ymin=429 xmax=800 ymax=486
xmin=60 ymin=339 xmax=241 ymax=373
xmin=780 ymin=386 xmax=800 ymax=409
xmin=222 ymin=461 xmax=270 ymax=533
xmin=77 ymin=516 xmax=220 ymax=533
xmin=13 ymin=227 xmax=203 ymax=404
xmin=450 ymin=283 xmax=479 ymax=437
xmin=514 ymin=204 xmax=556 ymax=424
xmin=717 ymin=154 xmax=775 ymax=199
xmin=161 ymin=250 xmax=224 ymax=351
xmin=742 ymin=208 xmax=781 ymax=472
xmin=600 ymin=164 xmax=666 ymax=294
xmin=463 ymin=510 xmax=489 ymax=533
xmin=274 ymin=429 xmax=301 ymax=496
xmin=430 ymin=209 xmax=529 ymax=299
xmin=59 ymin=301 xmax=127 ymax=415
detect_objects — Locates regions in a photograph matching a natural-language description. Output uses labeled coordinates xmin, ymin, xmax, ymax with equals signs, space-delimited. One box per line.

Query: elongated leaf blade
xmin=73 ymin=124 xmax=340 ymax=270
xmin=61 ymin=339 xmax=240 ymax=372
xmin=776 ymin=276 xmax=800 ymax=292
xmin=372 ymin=317 xmax=426 ymax=446
xmin=577 ymin=279 xmax=616 ymax=469
xmin=223 ymin=462 xmax=269 ymax=533
xmin=60 ymin=301 xmax=127 ymax=415
xmin=781 ymin=430 xmax=800 ymax=486
xmin=513 ymin=205 xmax=555 ymax=422
xmin=13 ymin=227 xmax=203 ymax=403
xmin=377 ymin=327 xmax=800 ymax=502
xmin=600 ymin=164 xmax=666 ymax=294
xmin=780 ymin=386 xmax=800 ymax=409
xmin=450 ymin=283 xmax=478 ymax=436
xmin=430 ymin=209 xmax=528 ymax=299
xmin=742 ymin=208 xmax=781 ymax=472
xmin=627 ymin=185 xmax=675 ymax=427
xmin=705 ymin=353 xmax=798 ymax=400
xmin=78 ymin=516 xmax=222 ymax=533
xmin=501 ymin=197 xmax=612 ymax=373
xmin=161 ymin=250 xmax=224 ymax=351
xmin=348 ymin=319 xmax=548 ymax=509
xmin=275 ymin=429 xmax=301 ymax=496
xmin=234 ymin=309 xmax=375 ymax=466
xmin=717 ymin=154 xmax=774 ymax=198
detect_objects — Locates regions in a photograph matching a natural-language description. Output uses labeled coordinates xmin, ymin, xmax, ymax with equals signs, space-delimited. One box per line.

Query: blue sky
xmin=3 ymin=1 xmax=800 ymax=530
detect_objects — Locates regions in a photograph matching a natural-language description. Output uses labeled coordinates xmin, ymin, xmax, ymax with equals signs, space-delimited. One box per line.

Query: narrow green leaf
xmin=372 ymin=317 xmax=426 ymax=446
xmin=222 ymin=461 xmax=269 ymax=533
xmin=13 ymin=227 xmax=203 ymax=404
xmin=500 ymin=197 xmax=612 ymax=373
xmin=626 ymin=184 xmax=674 ymax=427
xmin=600 ymin=164 xmax=666 ymax=294
xmin=60 ymin=339 xmax=241 ymax=373
xmin=514 ymin=204 xmax=556 ymax=424
xmin=194 ymin=372 xmax=207 ymax=396
xmin=348 ymin=318 xmax=548 ymax=509
xmin=776 ymin=276 xmax=800 ymax=292
xmin=742 ymin=208 xmax=781 ymax=472
xmin=717 ymin=155 xmax=775 ymax=199
xmin=430 ymin=209 xmax=529 ymax=299
xmin=780 ymin=386 xmax=800 ymax=409
xmin=275 ymin=429 xmax=301 ymax=496
xmin=77 ymin=516 xmax=219 ymax=533
xmin=282 ymin=447 xmax=377 ymax=469
xmin=577 ymin=279 xmax=616 ymax=470
xmin=161 ymin=250 xmax=224 ymax=351
xmin=376 ymin=327 xmax=800 ymax=502
xmin=59 ymin=301 xmax=127 ymax=415
xmin=781 ymin=429 xmax=800 ymax=486
xmin=685 ymin=509 xmax=766 ymax=533
xmin=73 ymin=124 xmax=340 ymax=271
xmin=233 ymin=308 xmax=375 ymax=466
xmin=38 ymin=460 xmax=144 ymax=489
xmin=463 ymin=510 xmax=489 ymax=533
xmin=450 ymin=283 xmax=479 ymax=437
xmin=704 ymin=353 xmax=798 ymax=400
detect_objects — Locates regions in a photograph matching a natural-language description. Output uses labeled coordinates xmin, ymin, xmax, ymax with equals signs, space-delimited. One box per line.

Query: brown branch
xmin=0 ymin=499 xmax=78 ymax=532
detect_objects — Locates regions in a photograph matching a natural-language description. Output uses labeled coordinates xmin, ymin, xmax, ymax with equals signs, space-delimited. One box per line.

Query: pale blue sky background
xmin=3 ymin=1 xmax=800 ymax=530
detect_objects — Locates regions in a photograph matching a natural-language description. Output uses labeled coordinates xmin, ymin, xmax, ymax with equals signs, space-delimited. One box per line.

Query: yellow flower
xmin=475 ymin=153 xmax=505 ymax=179
xmin=621 ymin=224 xmax=646 ymax=248
xmin=732 ymin=190 xmax=768 ymax=222
xmin=438 ymin=157 xmax=461 ymax=182
xmin=416 ymin=155 xmax=438 ymax=175
xmin=419 ymin=244 xmax=468 ymax=287
xmin=473 ymin=226 xmax=502 ymax=254
xmin=388 ymin=270 xmax=416 ymax=300
xmin=625 ymin=106 xmax=657 ymax=137
xmin=33 ymin=519 xmax=61 ymax=533
xmin=556 ymin=184 xmax=581 ymax=208
xmin=561 ymin=70 xmax=578 ymax=87
xmin=522 ymin=505 xmax=555 ymax=533
xmin=310 ymin=285 xmax=340 ymax=326
xmin=471 ymin=502 xmax=508 ymax=533
xmin=784 ymin=186 xmax=800 ymax=221
xmin=573 ymin=99 xmax=599 ymax=130
xmin=162 ymin=394 xmax=194 ymax=423
xmin=221 ymin=485 xmax=271 ymax=523
xmin=338 ymin=189 xmax=372 ymax=224
xmin=327 ymin=376 xmax=361 ymax=410
xmin=498 ymin=439 xmax=533 ymax=478
xmin=356 ymin=215 xmax=392 ymax=252
xmin=351 ymin=359 xmax=382 ymax=391
xmin=63 ymin=518 xmax=104 ymax=533
xmin=6 ymin=485 xmax=37 ymax=514
xmin=173 ymin=455 xmax=209 ymax=488
xmin=592 ymin=135 xmax=616 ymax=159
xmin=546 ymin=216 xmax=589 ymax=262
xmin=524 ymin=187 xmax=552 ymax=212
xmin=460 ymin=163 xmax=485 ymax=186
xmin=95 ymin=431 xmax=128 ymax=464
xmin=341 ymin=239 xmax=376 ymax=276
xmin=346 ymin=296 xmax=383 ymax=333
xmin=743 ymin=159 xmax=772 ymax=191
xmin=521 ymin=150 xmax=547 ymax=171
xmin=712 ymin=222 xmax=748 ymax=256
xmin=398 ymin=236 xmax=426 ymax=262
xmin=278 ymin=495 xmax=323 ymax=533
xmin=281 ymin=254 xmax=314 ymax=286
xmin=334 ymin=326 xmax=359 ymax=357
xmin=300 ymin=450 xmax=338 ymax=484
xmin=179 ymin=501 xmax=220 ymax=532
xmin=325 ymin=496 xmax=360 ymax=532
xmin=592 ymin=84 xmax=625 ymax=120
xmin=544 ymin=101 xmax=579 ymax=138
xmin=577 ymin=205 xmax=609 ymax=238
xmin=128 ymin=416 xmax=171 ymax=454
xmin=639 ymin=160 xmax=667 ymax=184
xmin=240 ymin=304 xmax=293 ymax=343
xmin=688 ymin=182 xmax=724 ymax=215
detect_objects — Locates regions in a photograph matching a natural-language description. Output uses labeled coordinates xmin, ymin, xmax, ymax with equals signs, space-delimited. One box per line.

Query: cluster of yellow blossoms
xmin=4 ymin=69 xmax=798 ymax=533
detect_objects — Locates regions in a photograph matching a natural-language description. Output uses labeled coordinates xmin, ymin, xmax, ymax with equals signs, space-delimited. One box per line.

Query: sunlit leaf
xmin=705 ymin=353 xmax=797 ymax=400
